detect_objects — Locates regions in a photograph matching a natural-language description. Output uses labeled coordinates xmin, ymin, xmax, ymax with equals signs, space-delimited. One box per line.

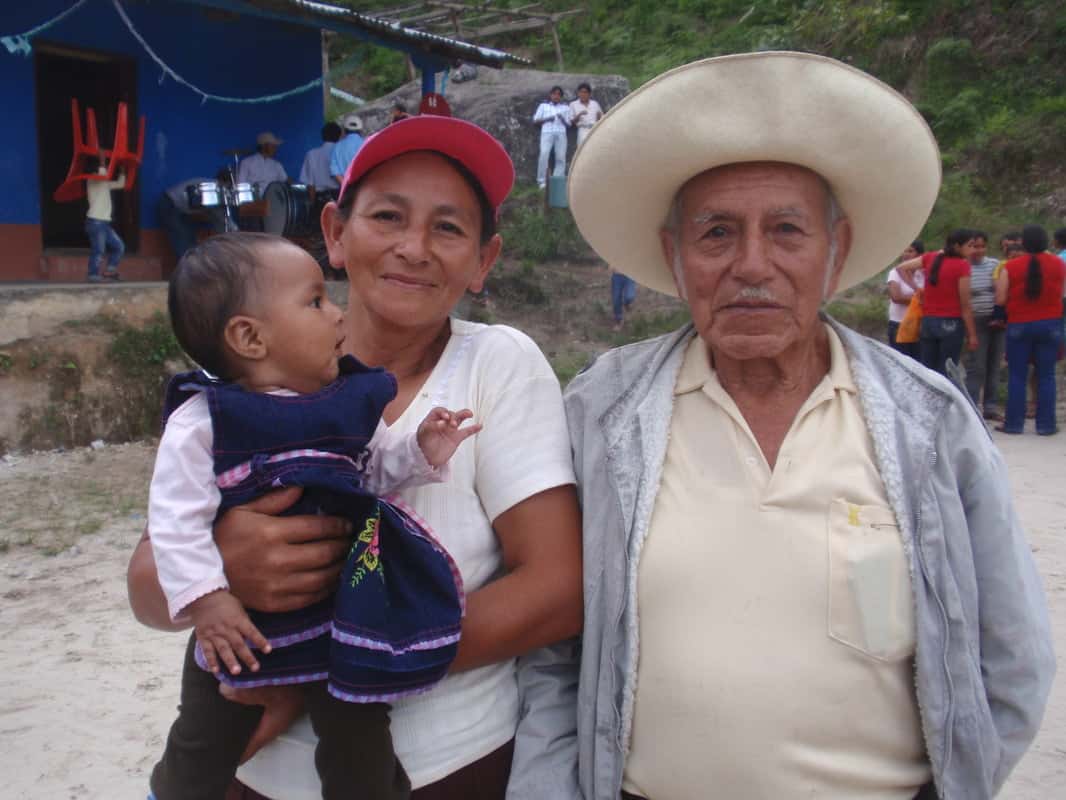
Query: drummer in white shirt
xmin=237 ymin=132 xmax=288 ymax=195
xmin=569 ymin=82 xmax=603 ymax=148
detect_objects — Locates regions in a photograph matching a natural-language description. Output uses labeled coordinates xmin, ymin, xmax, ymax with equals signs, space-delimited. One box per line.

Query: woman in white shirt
xmin=127 ymin=116 xmax=582 ymax=800
xmin=885 ymin=239 xmax=924 ymax=360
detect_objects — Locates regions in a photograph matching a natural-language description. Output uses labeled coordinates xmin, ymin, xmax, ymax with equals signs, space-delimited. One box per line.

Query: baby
xmin=147 ymin=233 xmax=475 ymax=800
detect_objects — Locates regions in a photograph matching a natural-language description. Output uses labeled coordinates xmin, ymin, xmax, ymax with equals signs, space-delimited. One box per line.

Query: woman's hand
xmin=127 ymin=486 xmax=351 ymax=628
xmin=218 ymin=683 xmax=306 ymax=764
xmin=216 ymin=487 xmax=352 ymax=613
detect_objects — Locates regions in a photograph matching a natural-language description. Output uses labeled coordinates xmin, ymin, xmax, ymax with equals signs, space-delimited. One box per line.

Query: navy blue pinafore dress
xmin=161 ymin=356 xmax=464 ymax=703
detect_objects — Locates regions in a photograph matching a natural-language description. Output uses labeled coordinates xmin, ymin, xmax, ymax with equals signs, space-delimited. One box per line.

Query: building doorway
xmin=35 ymin=44 xmax=139 ymax=251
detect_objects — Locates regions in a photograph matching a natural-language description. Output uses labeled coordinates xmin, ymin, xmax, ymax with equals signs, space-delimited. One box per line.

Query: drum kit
xmin=186 ymin=148 xmax=335 ymax=238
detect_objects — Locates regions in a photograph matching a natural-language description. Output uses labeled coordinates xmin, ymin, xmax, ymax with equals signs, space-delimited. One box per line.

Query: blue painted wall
xmin=2 ymin=0 xmax=323 ymax=227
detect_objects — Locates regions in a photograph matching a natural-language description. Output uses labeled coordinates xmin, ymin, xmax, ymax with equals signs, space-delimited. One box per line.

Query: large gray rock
xmin=346 ymin=68 xmax=630 ymax=185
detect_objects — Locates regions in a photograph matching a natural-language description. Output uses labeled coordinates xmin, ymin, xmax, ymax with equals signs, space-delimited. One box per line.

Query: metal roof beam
xmin=175 ymin=0 xmax=528 ymax=66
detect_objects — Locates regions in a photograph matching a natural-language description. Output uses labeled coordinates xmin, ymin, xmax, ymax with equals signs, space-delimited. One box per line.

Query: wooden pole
xmin=550 ymin=21 xmax=564 ymax=71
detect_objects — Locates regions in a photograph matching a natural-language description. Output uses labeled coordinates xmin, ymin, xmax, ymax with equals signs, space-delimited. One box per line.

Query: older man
xmin=507 ymin=52 xmax=1054 ymax=800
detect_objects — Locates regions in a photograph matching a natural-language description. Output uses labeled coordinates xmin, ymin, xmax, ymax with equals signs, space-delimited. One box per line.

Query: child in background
xmin=147 ymin=233 xmax=475 ymax=800
xmin=84 ymin=156 xmax=127 ymax=282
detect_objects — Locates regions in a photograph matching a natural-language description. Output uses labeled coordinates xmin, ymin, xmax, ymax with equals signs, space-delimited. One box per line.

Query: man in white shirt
xmin=299 ymin=122 xmax=342 ymax=193
xmin=237 ymin=132 xmax=288 ymax=194
xmin=569 ymin=82 xmax=603 ymax=148
xmin=533 ymin=86 xmax=571 ymax=189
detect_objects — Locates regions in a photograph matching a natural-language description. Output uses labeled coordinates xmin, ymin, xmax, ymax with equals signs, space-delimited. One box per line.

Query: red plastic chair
xmin=53 ymin=98 xmax=145 ymax=203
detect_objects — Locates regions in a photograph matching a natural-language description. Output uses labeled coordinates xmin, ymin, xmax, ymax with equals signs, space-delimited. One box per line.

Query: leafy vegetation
xmin=330 ymin=0 xmax=1066 ymax=251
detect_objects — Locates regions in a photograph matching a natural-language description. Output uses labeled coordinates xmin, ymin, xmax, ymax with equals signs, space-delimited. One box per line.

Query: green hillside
xmin=333 ymin=0 xmax=1066 ymax=247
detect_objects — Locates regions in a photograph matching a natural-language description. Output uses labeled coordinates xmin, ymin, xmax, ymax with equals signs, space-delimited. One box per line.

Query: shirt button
xmin=745 ymin=456 xmax=757 ymax=466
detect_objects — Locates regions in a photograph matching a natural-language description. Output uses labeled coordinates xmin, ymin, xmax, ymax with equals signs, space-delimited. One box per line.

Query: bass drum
xmin=262 ymin=182 xmax=313 ymax=237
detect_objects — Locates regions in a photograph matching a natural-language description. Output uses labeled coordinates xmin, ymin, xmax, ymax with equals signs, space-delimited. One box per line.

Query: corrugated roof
xmin=178 ymin=0 xmax=530 ymax=68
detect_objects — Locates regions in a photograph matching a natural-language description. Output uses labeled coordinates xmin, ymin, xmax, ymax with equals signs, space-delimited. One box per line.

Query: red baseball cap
xmin=338 ymin=115 xmax=514 ymax=211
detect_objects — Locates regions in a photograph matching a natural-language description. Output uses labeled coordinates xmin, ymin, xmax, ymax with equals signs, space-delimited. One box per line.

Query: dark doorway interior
xmin=35 ymin=44 xmax=139 ymax=250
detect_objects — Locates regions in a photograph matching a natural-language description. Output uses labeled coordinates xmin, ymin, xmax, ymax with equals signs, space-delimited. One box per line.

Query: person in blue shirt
xmin=1054 ymin=227 xmax=1066 ymax=262
xmin=329 ymin=114 xmax=365 ymax=184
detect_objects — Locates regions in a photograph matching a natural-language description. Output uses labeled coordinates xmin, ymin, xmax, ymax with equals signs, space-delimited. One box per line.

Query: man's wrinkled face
xmin=660 ymin=162 xmax=851 ymax=362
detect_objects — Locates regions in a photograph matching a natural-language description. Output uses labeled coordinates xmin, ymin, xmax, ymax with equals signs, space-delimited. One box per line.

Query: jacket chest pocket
xmin=827 ymin=499 xmax=916 ymax=662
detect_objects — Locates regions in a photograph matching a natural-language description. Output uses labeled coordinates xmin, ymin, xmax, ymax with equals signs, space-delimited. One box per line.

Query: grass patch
xmin=601 ymin=309 xmax=692 ymax=346
xmin=550 ymin=350 xmax=595 ymax=386
xmin=825 ymin=291 xmax=887 ymax=339
xmin=500 ymin=203 xmax=589 ymax=264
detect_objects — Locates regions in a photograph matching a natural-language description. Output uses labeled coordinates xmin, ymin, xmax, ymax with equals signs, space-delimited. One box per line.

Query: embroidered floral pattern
xmin=349 ymin=506 xmax=384 ymax=587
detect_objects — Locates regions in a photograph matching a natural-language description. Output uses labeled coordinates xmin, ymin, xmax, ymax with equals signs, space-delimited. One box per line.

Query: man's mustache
xmin=728 ymin=286 xmax=778 ymax=304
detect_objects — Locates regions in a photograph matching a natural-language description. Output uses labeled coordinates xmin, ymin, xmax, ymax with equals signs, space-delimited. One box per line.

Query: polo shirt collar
xmin=674 ymin=322 xmax=857 ymax=398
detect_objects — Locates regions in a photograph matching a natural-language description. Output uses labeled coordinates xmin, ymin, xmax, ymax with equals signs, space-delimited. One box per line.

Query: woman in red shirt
xmin=995 ymin=224 xmax=1065 ymax=435
xmin=898 ymin=229 xmax=977 ymax=377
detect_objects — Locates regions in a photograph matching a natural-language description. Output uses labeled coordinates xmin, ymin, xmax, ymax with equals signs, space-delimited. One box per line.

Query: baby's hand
xmin=417 ymin=407 xmax=482 ymax=468
xmin=189 ymin=590 xmax=272 ymax=676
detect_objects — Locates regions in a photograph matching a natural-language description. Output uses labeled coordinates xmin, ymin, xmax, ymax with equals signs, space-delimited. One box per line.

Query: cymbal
xmin=221 ymin=148 xmax=250 ymax=156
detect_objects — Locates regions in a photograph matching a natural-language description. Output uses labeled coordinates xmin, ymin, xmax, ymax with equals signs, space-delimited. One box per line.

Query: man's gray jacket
xmin=507 ymin=319 xmax=1054 ymax=800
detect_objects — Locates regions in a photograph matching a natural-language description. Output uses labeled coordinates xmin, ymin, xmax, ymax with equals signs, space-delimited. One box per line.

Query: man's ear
xmin=223 ymin=315 xmax=268 ymax=362
xmin=320 ymin=202 xmax=348 ymax=272
xmin=823 ymin=218 xmax=853 ymax=298
xmin=468 ymin=233 xmax=503 ymax=294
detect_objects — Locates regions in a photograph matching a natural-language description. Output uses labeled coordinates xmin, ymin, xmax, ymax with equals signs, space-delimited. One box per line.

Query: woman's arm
xmin=995 ymin=269 xmax=1010 ymax=306
xmin=959 ymin=275 xmax=978 ymax=350
xmin=452 ymin=484 xmax=583 ymax=672
xmin=128 ymin=530 xmax=188 ymax=631
xmin=896 ymin=255 xmax=924 ymax=275
xmin=887 ymin=278 xmax=911 ymax=304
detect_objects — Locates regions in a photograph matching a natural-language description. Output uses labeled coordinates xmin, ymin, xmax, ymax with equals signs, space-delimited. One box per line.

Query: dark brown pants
xmin=226 ymin=738 xmax=514 ymax=800
xmin=152 ymin=634 xmax=408 ymax=800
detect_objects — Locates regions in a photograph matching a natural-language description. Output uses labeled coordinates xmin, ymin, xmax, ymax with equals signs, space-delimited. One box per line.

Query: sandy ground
xmin=0 ymin=433 xmax=1063 ymax=799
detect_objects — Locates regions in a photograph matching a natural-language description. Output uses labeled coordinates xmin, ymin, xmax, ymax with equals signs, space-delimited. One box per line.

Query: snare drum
xmin=263 ymin=182 xmax=313 ymax=237
xmin=187 ymin=181 xmax=222 ymax=209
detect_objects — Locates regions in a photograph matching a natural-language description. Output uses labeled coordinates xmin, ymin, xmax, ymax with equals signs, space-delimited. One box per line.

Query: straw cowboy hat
xmin=256 ymin=131 xmax=283 ymax=146
xmin=568 ymin=51 xmax=941 ymax=296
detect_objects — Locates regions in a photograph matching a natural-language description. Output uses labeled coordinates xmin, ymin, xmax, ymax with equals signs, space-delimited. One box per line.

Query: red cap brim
xmin=338 ymin=116 xmax=514 ymax=211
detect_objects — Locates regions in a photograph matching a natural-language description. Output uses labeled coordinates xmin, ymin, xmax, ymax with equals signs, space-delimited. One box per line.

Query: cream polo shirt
xmin=622 ymin=326 xmax=930 ymax=800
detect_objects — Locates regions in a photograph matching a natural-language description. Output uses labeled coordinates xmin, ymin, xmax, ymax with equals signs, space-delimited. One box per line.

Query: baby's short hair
xmin=168 ymin=232 xmax=282 ymax=380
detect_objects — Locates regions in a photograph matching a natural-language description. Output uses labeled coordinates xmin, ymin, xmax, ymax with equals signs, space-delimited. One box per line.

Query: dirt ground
xmin=0 ymin=428 xmax=1063 ymax=797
